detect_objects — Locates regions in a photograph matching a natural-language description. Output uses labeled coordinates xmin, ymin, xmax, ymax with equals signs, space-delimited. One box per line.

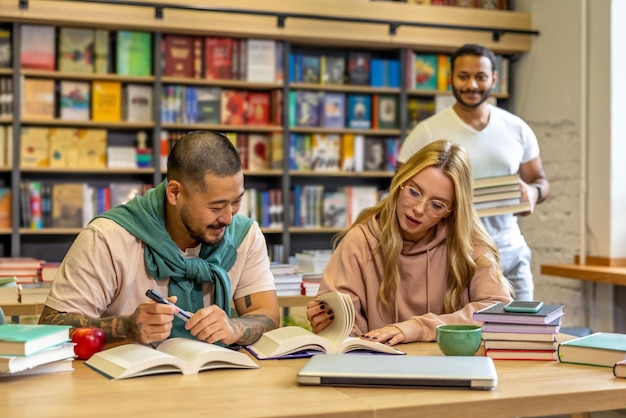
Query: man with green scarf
xmin=39 ymin=131 xmax=280 ymax=347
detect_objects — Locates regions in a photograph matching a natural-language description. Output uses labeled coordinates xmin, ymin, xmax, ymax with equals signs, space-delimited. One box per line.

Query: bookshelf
xmin=0 ymin=0 xmax=537 ymax=261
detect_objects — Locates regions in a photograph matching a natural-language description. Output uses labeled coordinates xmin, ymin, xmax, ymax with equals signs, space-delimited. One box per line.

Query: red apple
xmin=71 ymin=327 xmax=107 ymax=360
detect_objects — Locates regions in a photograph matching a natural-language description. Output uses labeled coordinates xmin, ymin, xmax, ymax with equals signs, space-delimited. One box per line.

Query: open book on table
xmin=85 ymin=338 xmax=259 ymax=380
xmin=246 ymin=291 xmax=405 ymax=359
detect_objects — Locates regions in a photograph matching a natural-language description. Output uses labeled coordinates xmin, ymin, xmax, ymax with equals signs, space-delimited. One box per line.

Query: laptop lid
xmin=296 ymin=354 xmax=498 ymax=390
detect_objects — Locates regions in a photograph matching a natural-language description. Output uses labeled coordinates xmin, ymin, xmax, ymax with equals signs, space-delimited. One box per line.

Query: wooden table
xmin=541 ymin=263 xmax=626 ymax=286
xmin=1 ymin=341 xmax=625 ymax=418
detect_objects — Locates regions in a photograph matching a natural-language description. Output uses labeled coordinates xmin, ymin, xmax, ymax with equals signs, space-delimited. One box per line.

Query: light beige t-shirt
xmin=45 ymin=218 xmax=275 ymax=318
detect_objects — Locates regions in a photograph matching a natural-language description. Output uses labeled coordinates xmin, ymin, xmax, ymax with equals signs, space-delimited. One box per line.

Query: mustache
xmin=459 ymin=89 xmax=483 ymax=94
xmin=208 ymin=222 xmax=228 ymax=229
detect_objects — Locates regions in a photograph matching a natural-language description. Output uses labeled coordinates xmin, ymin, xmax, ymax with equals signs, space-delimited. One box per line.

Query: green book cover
xmin=560 ymin=332 xmax=626 ymax=351
xmin=116 ymin=30 xmax=152 ymax=76
xmin=0 ymin=324 xmax=71 ymax=342
xmin=558 ymin=332 xmax=626 ymax=368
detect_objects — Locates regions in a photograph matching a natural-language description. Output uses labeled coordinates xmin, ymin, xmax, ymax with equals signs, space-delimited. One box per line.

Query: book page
xmin=247 ymin=326 xmax=332 ymax=359
xmin=85 ymin=343 xmax=185 ymax=379
xmin=156 ymin=338 xmax=258 ymax=372
xmin=317 ymin=291 xmax=354 ymax=349
xmin=337 ymin=336 xmax=405 ymax=355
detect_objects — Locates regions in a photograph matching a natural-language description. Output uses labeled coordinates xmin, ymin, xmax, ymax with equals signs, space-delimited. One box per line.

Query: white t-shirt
xmin=398 ymin=105 xmax=540 ymax=249
xmin=45 ymin=218 xmax=275 ymax=318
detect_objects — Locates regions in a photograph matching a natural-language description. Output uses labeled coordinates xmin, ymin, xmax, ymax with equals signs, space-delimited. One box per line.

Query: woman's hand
xmin=361 ymin=325 xmax=406 ymax=346
xmin=306 ymin=300 xmax=334 ymax=334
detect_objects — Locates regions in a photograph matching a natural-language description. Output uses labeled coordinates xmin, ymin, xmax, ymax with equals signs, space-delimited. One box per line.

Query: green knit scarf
xmin=97 ymin=180 xmax=253 ymax=339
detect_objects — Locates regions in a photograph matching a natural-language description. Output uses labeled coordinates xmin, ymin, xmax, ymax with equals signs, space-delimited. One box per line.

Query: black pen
xmin=145 ymin=289 xmax=193 ymax=322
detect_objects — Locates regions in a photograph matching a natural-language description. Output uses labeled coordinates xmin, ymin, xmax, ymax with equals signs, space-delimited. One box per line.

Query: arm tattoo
xmin=244 ymin=294 xmax=252 ymax=308
xmin=38 ymin=306 xmax=139 ymax=344
xmin=232 ymin=314 xmax=276 ymax=346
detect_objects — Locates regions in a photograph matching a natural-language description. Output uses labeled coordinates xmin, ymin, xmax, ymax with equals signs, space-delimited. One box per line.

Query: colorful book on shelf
xmin=300 ymin=54 xmax=321 ymax=83
xmin=163 ymin=34 xmax=194 ymax=78
xmin=0 ymin=25 xmax=11 ymax=68
xmin=346 ymin=94 xmax=371 ymax=129
xmin=19 ymin=127 xmax=49 ymax=168
xmin=93 ymin=28 xmax=110 ymax=74
xmin=0 ymin=342 xmax=75 ymax=374
xmin=51 ymin=183 xmax=85 ymax=228
xmin=20 ymin=24 xmax=55 ymax=71
xmin=373 ymin=94 xmax=399 ymax=130
xmin=220 ymin=89 xmax=248 ymax=125
xmin=246 ymin=92 xmax=271 ymax=125
xmin=123 ymin=84 xmax=153 ymax=122
xmin=92 ymin=80 xmax=122 ymax=122
xmin=196 ymin=86 xmax=221 ymax=124
xmin=473 ymin=302 xmax=565 ymax=325
xmin=412 ymin=53 xmax=438 ymax=90
xmin=57 ymin=26 xmax=94 ymax=73
xmin=59 ymin=80 xmax=90 ymax=121
xmin=485 ymin=349 xmax=558 ymax=361
xmin=322 ymin=190 xmax=348 ymax=228
xmin=0 ymin=324 xmax=72 ymax=356
xmin=362 ymin=137 xmax=386 ymax=171
xmin=204 ymin=36 xmax=233 ymax=80
xmin=48 ymin=128 xmax=79 ymax=168
xmin=437 ymin=54 xmax=451 ymax=91
xmin=321 ymin=54 xmax=345 ymax=85
xmin=558 ymin=332 xmax=626 ymax=368
xmin=347 ymin=51 xmax=371 ymax=85
xmin=76 ymin=129 xmax=107 ymax=168
xmin=321 ymin=92 xmax=345 ymax=128
xmin=85 ymin=338 xmax=259 ymax=380
xmin=295 ymin=91 xmax=321 ymax=127
xmin=247 ymin=134 xmax=271 ymax=170
xmin=116 ymin=30 xmax=152 ymax=76
xmin=0 ymin=187 xmax=10 ymax=228
xmin=246 ymin=39 xmax=276 ymax=83
xmin=310 ymin=134 xmax=340 ymax=172
xmin=246 ymin=291 xmax=405 ymax=359
xmin=21 ymin=78 xmax=55 ymax=119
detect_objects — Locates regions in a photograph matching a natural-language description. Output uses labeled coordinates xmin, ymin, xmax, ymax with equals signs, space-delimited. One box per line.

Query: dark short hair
xmin=167 ymin=130 xmax=242 ymax=191
xmin=450 ymin=44 xmax=497 ymax=74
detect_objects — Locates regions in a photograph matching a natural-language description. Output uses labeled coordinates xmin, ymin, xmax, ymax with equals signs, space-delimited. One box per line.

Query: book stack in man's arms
xmin=473 ymin=174 xmax=530 ymax=217
xmin=558 ymin=332 xmax=626 ymax=368
xmin=0 ymin=324 xmax=75 ymax=376
xmin=474 ymin=302 xmax=564 ymax=361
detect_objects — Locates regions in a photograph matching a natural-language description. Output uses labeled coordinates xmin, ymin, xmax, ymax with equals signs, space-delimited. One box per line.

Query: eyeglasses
xmin=399 ymin=184 xmax=451 ymax=218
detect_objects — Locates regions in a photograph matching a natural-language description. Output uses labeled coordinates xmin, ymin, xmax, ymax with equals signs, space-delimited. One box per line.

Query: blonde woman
xmin=307 ymin=140 xmax=512 ymax=344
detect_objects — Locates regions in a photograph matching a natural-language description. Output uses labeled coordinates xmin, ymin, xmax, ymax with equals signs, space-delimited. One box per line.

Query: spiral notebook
xmin=296 ymin=354 xmax=498 ymax=390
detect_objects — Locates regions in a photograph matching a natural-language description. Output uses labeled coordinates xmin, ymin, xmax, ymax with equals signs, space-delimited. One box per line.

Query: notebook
xmin=296 ymin=354 xmax=498 ymax=390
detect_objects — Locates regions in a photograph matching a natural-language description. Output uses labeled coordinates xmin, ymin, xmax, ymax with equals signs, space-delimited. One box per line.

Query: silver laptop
xmin=296 ymin=354 xmax=498 ymax=390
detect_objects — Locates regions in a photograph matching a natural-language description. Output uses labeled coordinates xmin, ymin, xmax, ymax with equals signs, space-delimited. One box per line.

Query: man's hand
xmin=185 ymin=305 xmax=239 ymax=345
xmin=132 ymin=296 xmax=179 ymax=344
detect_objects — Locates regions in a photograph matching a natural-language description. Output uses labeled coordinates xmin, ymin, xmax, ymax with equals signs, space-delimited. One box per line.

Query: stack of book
xmin=473 ymin=302 xmax=565 ymax=361
xmin=473 ymin=174 xmax=530 ymax=217
xmin=295 ymin=250 xmax=332 ymax=274
xmin=270 ymin=263 xmax=303 ymax=296
xmin=0 ymin=324 xmax=75 ymax=377
xmin=0 ymin=257 xmax=44 ymax=285
xmin=301 ymin=273 xmax=322 ymax=296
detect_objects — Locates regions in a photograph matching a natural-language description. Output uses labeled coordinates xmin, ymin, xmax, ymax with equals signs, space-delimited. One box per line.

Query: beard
xmin=452 ymin=85 xmax=492 ymax=109
xmin=180 ymin=204 xmax=227 ymax=246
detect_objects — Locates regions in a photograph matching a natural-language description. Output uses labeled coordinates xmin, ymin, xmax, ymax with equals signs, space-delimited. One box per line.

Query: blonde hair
xmin=333 ymin=140 xmax=511 ymax=311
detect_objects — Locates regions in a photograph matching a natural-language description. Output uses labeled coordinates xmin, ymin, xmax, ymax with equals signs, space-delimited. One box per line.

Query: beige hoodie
xmin=318 ymin=217 xmax=512 ymax=342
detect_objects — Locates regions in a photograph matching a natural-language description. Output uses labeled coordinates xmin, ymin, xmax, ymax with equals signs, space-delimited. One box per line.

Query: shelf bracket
xmin=154 ymin=6 xmax=163 ymax=19
xmin=389 ymin=23 xmax=399 ymax=36
xmin=19 ymin=0 xmax=28 ymax=9
xmin=492 ymin=30 xmax=504 ymax=42
xmin=277 ymin=15 xmax=286 ymax=29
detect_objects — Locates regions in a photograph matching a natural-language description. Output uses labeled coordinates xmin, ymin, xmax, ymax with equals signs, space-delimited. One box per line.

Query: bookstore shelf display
xmin=0 ymin=0 xmax=536 ymax=261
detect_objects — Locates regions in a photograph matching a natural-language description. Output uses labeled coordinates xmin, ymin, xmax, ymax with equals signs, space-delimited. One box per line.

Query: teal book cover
xmin=0 ymin=324 xmax=72 ymax=356
xmin=558 ymin=332 xmax=626 ymax=368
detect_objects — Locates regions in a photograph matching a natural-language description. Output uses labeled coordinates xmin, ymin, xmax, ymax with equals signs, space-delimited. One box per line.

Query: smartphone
xmin=503 ymin=301 xmax=544 ymax=313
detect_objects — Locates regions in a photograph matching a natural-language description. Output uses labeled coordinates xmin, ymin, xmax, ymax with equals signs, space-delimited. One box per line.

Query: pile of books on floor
xmin=0 ymin=324 xmax=75 ymax=376
xmin=473 ymin=301 xmax=565 ymax=361
xmin=473 ymin=174 xmax=530 ymax=217
xmin=270 ymin=263 xmax=303 ymax=296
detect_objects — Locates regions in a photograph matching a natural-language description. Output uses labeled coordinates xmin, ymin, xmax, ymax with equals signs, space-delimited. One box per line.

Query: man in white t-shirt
xmin=40 ymin=131 xmax=280 ymax=347
xmin=398 ymin=44 xmax=550 ymax=301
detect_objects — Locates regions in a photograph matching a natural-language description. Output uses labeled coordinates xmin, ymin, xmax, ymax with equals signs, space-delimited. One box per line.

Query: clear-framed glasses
xmin=399 ymin=184 xmax=451 ymax=218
